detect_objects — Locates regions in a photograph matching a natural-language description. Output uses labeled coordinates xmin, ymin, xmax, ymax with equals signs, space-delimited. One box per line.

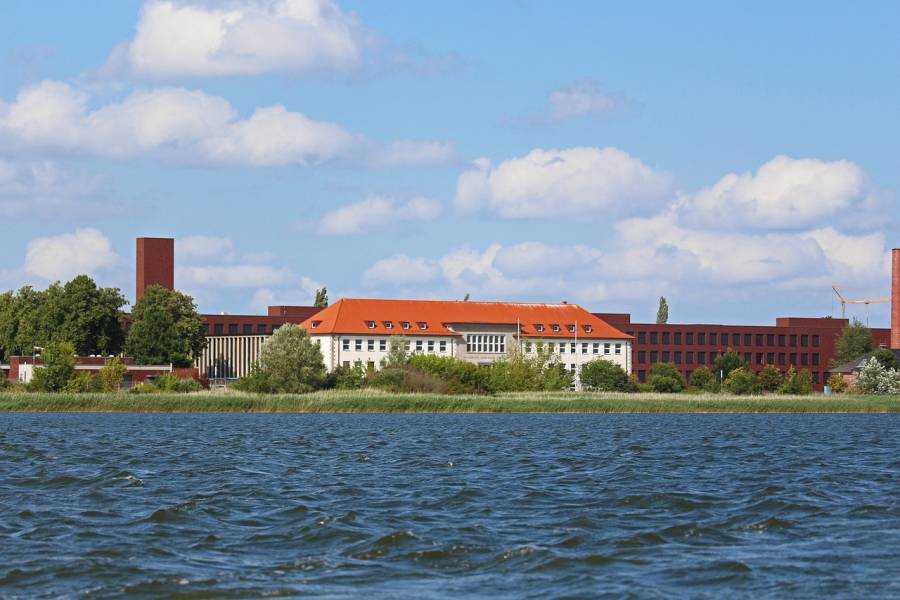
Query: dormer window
xmin=584 ymin=325 xmax=593 ymax=333
xmin=384 ymin=321 xmax=393 ymax=329
xmin=418 ymin=322 xmax=428 ymax=330
xmin=551 ymin=324 xmax=560 ymax=332
xmin=310 ymin=320 xmax=320 ymax=329
xmin=366 ymin=321 xmax=376 ymax=329
xmin=401 ymin=321 xmax=411 ymax=330
xmin=567 ymin=324 xmax=576 ymax=333
xmin=535 ymin=324 xmax=544 ymax=332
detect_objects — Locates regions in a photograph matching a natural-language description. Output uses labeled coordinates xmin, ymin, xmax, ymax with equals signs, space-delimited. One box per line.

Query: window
xmin=367 ymin=339 xmax=375 ymax=351
xmin=697 ymin=333 xmax=705 ymax=345
xmin=402 ymin=322 xmax=410 ymax=330
xmin=779 ymin=334 xmax=786 ymax=347
xmin=355 ymin=339 xmax=362 ymax=351
xmin=733 ymin=333 xmax=741 ymax=346
xmin=584 ymin=325 xmax=592 ymax=333
xmin=257 ymin=324 xmax=267 ymax=334
xmin=812 ymin=335 xmax=820 ymax=347
xmin=570 ymin=342 xmax=576 ymax=353
xmin=228 ymin=324 xmax=238 ymax=335
xmin=271 ymin=325 xmax=279 ymax=333
xmin=767 ymin=353 xmax=775 ymax=365
xmin=801 ymin=354 xmax=808 ymax=366
xmin=416 ymin=340 xmax=423 ymax=352
xmin=203 ymin=323 xmax=210 ymax=335
xmin=558 ymin=343 xmax=565 ymax=354
xmin=662 ymin=351 xmax=670 ymax=362
xmin=650 ymin=332 xmax=658 ymax=344
xmin=439 ymin=341 xmax=447 ymax=353
xmin=567 ymin=324 xmax=576 ymax=333
xmin=310 ymin=321 xmax=320 ymax=329
xmin=547 ymin=342 xmax=555 ymax=352
xmin=744 ymin=334 xmax=752 ymax=346
xmin=686 ymin=351 xmax=694 ymax=364
xmin=709 ymin=333 xmax=717 ymax=346
xmin=604 ymin=343 xmax=611 ymax=354
xmin=638 ymin=331 xmax=646 ymax=344
xmin=638 ymin=350 xmax=646 ymax=363
xmin=214 ymin=323 xmax=224 ymax=335
xmin=778 ymin=353 xmax=786 ymax=366
xmin=418 ymin=322 xmax=428 ymax=330
xmin=465 ymin=335 xmax=505 ymax=354
xmin=650 ymin=351 xmax=658 ymax=363
xmin=790 ymin=334 xmax=797 ymax=347
xmin=756 ymin=353 xmax=763 ymax=365
xmin=552 ymin=324 xmax=560 ymax=332
xmin=812 ymin=353 xmax=819 ymax=366
xmin=766 ymin=334 xmax=775 ymax=347
xmin=709 ymin=351 xmax=718 ymax=363
xmin=756 ymin=334 xmax=763 ymax=346
xmin=593 ymin=343 xmax=599 ymax=354
xmin=674 ymin=351 xmax=682 ymax=364
xmin=790 ymin=353 xmax=798 ymax=366
xmin=744 ymin=352 xmax=751 ymax=364
xmin=801 ymin=335 xmax=809 ymax=348
xmin=379 ymin=340 xmax=387 ymax=352
xmin=662 ymin=332 xmax=670 ymax=345
xmin=243 ymin=324 xmax=252 ymax=335
xmin=404 ymin=341 xmax=411 ymax=351
xmin=686 ymin=333 xmax=694 ymax=345
xmin=812 ymin=372 xmax=819 ymax=385
xmin=427 ymin=341 xmax=435 ymax=352
xmin=367 ymin=321 xmax=375 ymax=329
xmin=385 ymin=321 xmax=393 ymax=330
xmin=698 ymin=351 xmax=706 ymax=364
xmin=674 ymin=332 xmax=682 ymax=345
xmin=638 ymin=370 xmax=646 ymax=382
xmin=525 ymin=342 xmax=532 ymax=353
xmin=582 ymin=343 xmax=588 ymax=354
xmin=342 ymin=339 xmax=350 ymax=351
xmin=615 ymin=344 xmax=621 ymax=355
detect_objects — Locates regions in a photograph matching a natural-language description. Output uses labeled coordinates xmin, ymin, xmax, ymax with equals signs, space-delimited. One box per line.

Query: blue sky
xmin=0 ymin=0 xmax=897 ymax=325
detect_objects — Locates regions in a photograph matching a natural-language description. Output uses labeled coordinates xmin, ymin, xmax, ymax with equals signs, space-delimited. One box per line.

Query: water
xmin=1 ymin=414 xmax=898 ymax=599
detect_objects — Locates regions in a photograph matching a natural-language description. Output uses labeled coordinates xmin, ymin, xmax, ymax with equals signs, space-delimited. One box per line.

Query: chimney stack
xmin=136 ymin=237 xmax=174 ymax=302
xmin=892 ymin=248 xmax=900 ymax=349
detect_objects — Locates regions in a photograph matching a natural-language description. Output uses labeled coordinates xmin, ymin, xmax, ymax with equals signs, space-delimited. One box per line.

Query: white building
xmin=298 ymin=298 xmax=632 ymax=389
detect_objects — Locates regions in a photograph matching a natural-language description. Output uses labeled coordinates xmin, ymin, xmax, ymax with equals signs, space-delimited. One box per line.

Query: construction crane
xmin=832 ymin=285 xmax=890 ymax=321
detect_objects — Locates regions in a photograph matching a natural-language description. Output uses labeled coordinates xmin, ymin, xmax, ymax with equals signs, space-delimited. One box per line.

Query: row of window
xmin=206 ymin=323 xmax=278 ymax=336
xmin=636 ymin=369 xmax=828 ymax=385
xmin=632 ymin=331 xmax=820 ymax=348
xmin=465 ymin=335 xmax=506 ymax=354
xmin=341 ymin=338 xmax=449 ymax=354
xmin=636 ymin=350 xmax=821 ymax=367
xmin=525 ymin=341 xmax=622 ymax=356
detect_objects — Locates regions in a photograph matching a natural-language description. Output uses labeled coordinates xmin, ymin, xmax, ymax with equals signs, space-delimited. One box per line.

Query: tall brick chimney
xmin=136 ymin=237 xmax=174 ymax=301
xmin=892 ymin=248 xmax=900 ymax=349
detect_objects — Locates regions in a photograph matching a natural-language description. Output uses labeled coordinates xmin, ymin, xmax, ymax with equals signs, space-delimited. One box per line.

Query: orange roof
xmin=298 ymin=298 xmax=631 ymax=339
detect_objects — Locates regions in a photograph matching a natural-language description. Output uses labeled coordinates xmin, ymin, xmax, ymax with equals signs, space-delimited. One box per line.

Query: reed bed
xmin=1 ymin=389 xmax=899 ymax=413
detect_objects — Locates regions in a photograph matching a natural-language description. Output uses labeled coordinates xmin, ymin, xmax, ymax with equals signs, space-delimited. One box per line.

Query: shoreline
xmin=1 ymin=391 xmax=899 ymax=414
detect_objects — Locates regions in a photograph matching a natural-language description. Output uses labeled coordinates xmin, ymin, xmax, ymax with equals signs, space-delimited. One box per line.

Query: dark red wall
xmin=202 ymin=308 xmax=320 ymax=336
xmin=136 ymin=238 xmax=174 ymax=301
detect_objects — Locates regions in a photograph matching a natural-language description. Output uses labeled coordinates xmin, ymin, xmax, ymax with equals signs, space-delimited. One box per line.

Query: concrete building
xmin=297 ymin=298 xmax=632 ymax=388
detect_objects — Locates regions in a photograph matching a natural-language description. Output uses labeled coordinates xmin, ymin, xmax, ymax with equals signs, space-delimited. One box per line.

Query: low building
xmin=2 ymin=355 xmax=181 ymax=387
xmin=298 ymin=298 xmax=632 ymax=388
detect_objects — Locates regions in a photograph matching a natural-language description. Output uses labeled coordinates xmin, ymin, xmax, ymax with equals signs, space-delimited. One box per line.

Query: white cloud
xmin=547 ymin=82 xmax=619 ymax=122
xmin=0 ymin=160 xmax=115 ymax=218
xmin=363 ymin=254 xmax=439 ymax=287
xmin=179 ymin=264 xmax=291 ymax=288
xmin=454 ymin=147 xmax=672 ymax=218
xmin=24 ymin=228 xmax=120 ymax=280
xmin=178 ymin=236 xmax=235 ymax=261
xmin=682 ymin=155 xmax=872 ymax=229
xmin=318 ymin=195 xmax=441 ymax=235
xmin=102 ymin=0 xmax=371 ymax=79
xmin=250 ymin=276 xmax=321 ymax=311
xmin=366 ymin=140 xmax=457 ymax=168
xmin=0 ymin=81 xmax=452 ymax=168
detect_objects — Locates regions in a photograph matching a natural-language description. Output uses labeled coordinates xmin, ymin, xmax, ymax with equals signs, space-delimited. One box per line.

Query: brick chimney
xmin=892 ymin=248 xmax=900 ymax=349
xmin=136 ymin=238 xmax=174 ymax=301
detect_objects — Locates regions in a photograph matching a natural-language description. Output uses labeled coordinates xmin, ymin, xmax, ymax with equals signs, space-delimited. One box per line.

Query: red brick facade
xmin=136 ymin=237 xmax=174 ymax=301
xmin=892 ymin=248 xmax=899 ymax=349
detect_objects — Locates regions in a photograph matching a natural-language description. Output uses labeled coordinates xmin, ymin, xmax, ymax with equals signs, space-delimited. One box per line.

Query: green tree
xmin=649 ymin=362 xmax=683 ymax=393
xmin=580 ymin=359 xmax=633 ymax=391
xmin=64 ymin=372 xmax=99 ymax=393
xmin=57 ymin=275 xmax=126 ymax=356
xmin=713 ymin=348 xmax=744 ymax=381
xmin=237 ymin=325 xmax=327 ymax=393
xmin=99 ymin=357 xmax=128 ymax=392
xmin=314 ymin=288 xmax=329 ymax=308
xmin=125 ymin=285 xmax=206 ymax=367
xmin=656 ymin=296 xmax=669 ymax=324
xmin=689 ymin=366 xmax=717 ymax=392
xmin=833 ymin=318 xmax=874 ymax=367
xmin=780 ymin=366 xmax=814 ymax=395
xmin=872 ymin=348 xmax=898 ymax=371
xmin=757 ymin=364 xmax=784 ymax=393
xmin=29 ymin=342 xmax=76 ymax=392
xmin=723 ymin=367 xmax=757 ymax=395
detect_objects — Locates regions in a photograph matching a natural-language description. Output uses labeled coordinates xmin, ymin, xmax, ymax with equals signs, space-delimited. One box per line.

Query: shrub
xmin=63 ymin=371 xmax=99 ymax=393
xmin=580 ymin=359 xmax=634 ymax=392
xmin=873 ymin=348 xmax=899 ymax=371
xmin=99 ymin=357 xmax=128 ymax=392
xmin=689 ymin=367 xmax=717 ymax=392
xmin=408 ymin=354 xmax=493 ymax=394
xmin=826 ymin=374 xmax=848 ymax=394
xmin=488 ymin=349 xmax=572 ymax=392
xmin=332 ymin=361 xmax=368 ymax=390
xmin=234 ymin=325 xmax=326 ymax=394
xmin=855 ymin=357 xmax=900 ymax=395
xmin=29 ymin=342 xmax=76 ymax=392
xmin=649 ymin=363 xmax=683 ymax=393
xmin=723 ymin=367 xmax=757 ymax=395
xmin=397 ymin=368 xmax=451 ymax=394
xmin=780 ymin=366 xmax=814 ymax=395
xmin=757 ymin=365 xmax=783 ymax=393
xmin=713 ymin=349 xmax=744 ymax=379
xmin=127 ymin=373 xmax=202 ymax=394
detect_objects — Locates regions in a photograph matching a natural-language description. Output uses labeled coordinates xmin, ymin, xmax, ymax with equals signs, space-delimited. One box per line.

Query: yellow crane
xmin=832 ymin=285 xmax=890 ymax=321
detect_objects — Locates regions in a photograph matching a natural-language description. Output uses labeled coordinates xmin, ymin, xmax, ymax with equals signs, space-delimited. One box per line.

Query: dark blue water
xmin=1 ymin=414 xmax=899 ymax=598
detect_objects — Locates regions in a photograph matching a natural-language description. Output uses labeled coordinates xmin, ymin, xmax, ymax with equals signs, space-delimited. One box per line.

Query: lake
xmin=1 ymin=414 xmax=898 ymax=598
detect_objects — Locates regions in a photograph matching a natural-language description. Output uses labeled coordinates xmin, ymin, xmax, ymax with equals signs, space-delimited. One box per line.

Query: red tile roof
xmin=298 ymin=298 xmax=631 ymax=339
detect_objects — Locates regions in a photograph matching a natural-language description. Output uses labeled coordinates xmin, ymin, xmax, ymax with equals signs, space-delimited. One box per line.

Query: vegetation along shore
xmin=2 ymin=390 xmax=899 ymax=414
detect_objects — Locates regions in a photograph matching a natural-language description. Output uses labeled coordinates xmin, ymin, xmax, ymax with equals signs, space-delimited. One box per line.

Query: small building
xmin=298 ymin=298 xmax=632 ymax=389
xmin=2 ymin=355 xmax=191 ymax=388
xmin=831 ymin=349 xmax=900 ymax=388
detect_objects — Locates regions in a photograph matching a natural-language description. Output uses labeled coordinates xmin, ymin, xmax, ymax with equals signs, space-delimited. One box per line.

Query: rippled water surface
xmin=1 ymin=414 xmax=899 ymax=598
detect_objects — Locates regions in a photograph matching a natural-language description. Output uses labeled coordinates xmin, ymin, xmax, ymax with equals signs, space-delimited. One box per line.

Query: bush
xmin=580 ymin=359 xmax=634 ymax=392
xmin=826 ymin=374 xmax=848 ymax=394
xmin=855 ymin=357 xmax=900 ymax=394
xmin=99 ymin=357 xmax=128 ymax=392
xmin=128 ymin=373 xmax=202 ymax=394
xmin=713 ymin=349 xmax=744 ymax=379
xmin=234 ymin=325 xmax=326 ymax=394
xmin=780 ymin=366 xmax=814 ymax=395
xmin=649 ymin=363 xmax=683 ymax=393
xmin=29 ymin=342 xmax=76 ymax=392
xmin=331 ymin=361 xmax=369 ymax=390
xmin=723 ymin=367 xmax=757 ymax=395
xmin=689 ymin=367 xmax=717 ymax=392
xmin=757 ymin=365 xmax=783 ymax=393
xmin=873 ymin=348 xmax=899 ymax=371
xmin=408 ymin=354 xmax=493 ymax=394
xmin=63 ymin=372 xmax=99 ymax=393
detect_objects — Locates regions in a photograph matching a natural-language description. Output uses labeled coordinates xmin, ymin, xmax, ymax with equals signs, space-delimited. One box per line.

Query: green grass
xmin=1 ymin=389 xmax=899 ymax=413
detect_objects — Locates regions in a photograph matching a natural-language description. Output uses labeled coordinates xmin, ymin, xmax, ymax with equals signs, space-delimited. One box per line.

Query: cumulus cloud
xmin=250 ymin=276 xmax=322 ymax=312
xmin=0 ymin=160 xmax=117 ymax=218
xmin=101 ymin=0 xmax=371 ymax=79
xmin=363 ymin=254 xmax=439 ymax=287
xmin=318 ymin=195 xmax=441 ymax=235
xmin=179 ymin=264 xmax=292 ymax=288
xmin=0 ymin=81 xmax=453 ymax=168
xmin=682 ymin=155 xmax=874 ymax=229
xmin=24 ymin=228 xmax=120 ymax=280
xmin=178 ymin=236 xmax=235 ymax=261
xmin=455 ymin=147 xmax=672 ymax=218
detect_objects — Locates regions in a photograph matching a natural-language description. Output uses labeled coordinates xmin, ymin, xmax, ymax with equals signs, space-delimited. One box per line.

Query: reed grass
xmin=1 ymin=389 xmax=899 ymax=413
